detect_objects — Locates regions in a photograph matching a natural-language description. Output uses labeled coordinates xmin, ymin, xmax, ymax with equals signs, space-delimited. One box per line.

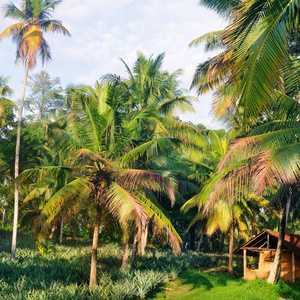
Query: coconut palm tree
xmin=0 ymin=0 xmax=70 ymax=259
xmin=186 ymin=116 xmax=298 ymax=282
xmin=104 ymin=52 xmax=203 ymax=157
xmin=194 ymin=0 xmax=300 ymax=283
xmin=181 ymin=129 xmax=250 ymax=274
xmin=16 ymin=81 xmax=181 ymax=286
xmin=214 ymin=124 xmax=300 ymax=283
xmin=216 ymin=0 xmax=300 ymax=284
xmin=102 ymin=53 xmax=205 ymax=254
xmin=222 ymin=0 xmax=300 ymax=127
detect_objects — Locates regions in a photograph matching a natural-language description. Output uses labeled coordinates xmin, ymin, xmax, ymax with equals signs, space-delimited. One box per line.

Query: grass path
xmin=153 ymin=269 xmax=300 ymax=300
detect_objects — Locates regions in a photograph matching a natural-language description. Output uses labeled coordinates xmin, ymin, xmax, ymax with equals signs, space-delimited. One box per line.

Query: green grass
xmin=153 ymin=269 xmax=300 ymax=300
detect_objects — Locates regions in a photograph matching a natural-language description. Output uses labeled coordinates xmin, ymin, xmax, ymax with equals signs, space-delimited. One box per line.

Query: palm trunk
xmin=267 ymin=191 xmax=289 ymax=284
xmin=120 ymin=239 xmax=129 ymax=271
xmin=49 ymin=225 xmax=55 ymax=239
xmin=142 ymin=222 xmax=148 ymax=255
xmin=59 ymin=217 xmax=64 ymax=245
xmin=11 ymin=58 xmax=30 ymax=259
xmin=72 ymin=219 xmax=77 ymax=243
xmin=182 ymin=233 xmax=189 ymax=251
xmin=131 ymin=230 xmax=138 ymax=262
xmin=196 ymin=231 xmax=204 ymax=252
xmin=2 ymin=199 xmax=6 ymax=227
xmin=285 ymin=190 xmax=291 ymax=228
xmin=190 ymin=224 xmax=196 ymax=251
xmin=89 ymin=205 xmax=101 ymax=287
xmin=250 ymin=221 xmax=256 ymax=238
xmin=228 ymin=224 xmax=234 ymax=275
xmin=138 ymin=221 xmax=148 ymax=256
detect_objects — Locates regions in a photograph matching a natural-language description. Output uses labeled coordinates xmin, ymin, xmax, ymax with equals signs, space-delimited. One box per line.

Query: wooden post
xmin=292 ymin=252 xmax=295 ymax=283
xmin=243 ymin=249 xmax=247 ymax=279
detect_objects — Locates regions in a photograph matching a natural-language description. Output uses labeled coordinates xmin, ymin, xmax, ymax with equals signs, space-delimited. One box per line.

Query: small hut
xmin=235 ymin=229 xmax=300 ymax=282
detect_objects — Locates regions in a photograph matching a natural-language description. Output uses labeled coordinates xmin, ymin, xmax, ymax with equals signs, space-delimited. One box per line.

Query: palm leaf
xmin=189 ymin=30 xmax=224 ymax=51
xmin=135 ymin=191 xmax=181 ymax=253
xmin=106 ymin=182 xmax=148 ymax=230
xmin=117 ymin=169 xmax=176 ymax=206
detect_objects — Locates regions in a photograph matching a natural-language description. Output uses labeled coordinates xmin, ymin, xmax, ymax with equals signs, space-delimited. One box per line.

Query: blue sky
xmin=0 ymin=0 xmax=226 ymax=128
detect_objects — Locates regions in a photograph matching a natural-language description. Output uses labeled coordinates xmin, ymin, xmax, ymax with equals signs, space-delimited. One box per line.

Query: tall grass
xmin=0 ymin=230 xmax=241 ymax=299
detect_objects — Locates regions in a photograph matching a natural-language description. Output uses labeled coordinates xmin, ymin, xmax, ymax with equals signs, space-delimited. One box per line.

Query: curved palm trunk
xmin=11 ymin=58 xmax=30 ymax=259
xmin=267 ymin=190 xmax=290 ymax=284
xmin=228 ymin=224 xmax=234 ymax=275
xmin=89 ymin=205 xmax=101 ymax=287
xmin=196 ymin=231 xmax=204 ymax=252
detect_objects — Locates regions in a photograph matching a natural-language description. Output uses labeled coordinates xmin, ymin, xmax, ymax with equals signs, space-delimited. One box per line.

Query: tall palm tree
xmin=103 ymin=53 xmax=205 ymax=254
xmin=0 ymin=0 xmax=70 ymax=259
xmin=105 ymin=52 xmax=202 ymax=154
xmin=16 ymin=81 xmax=181 ymax=286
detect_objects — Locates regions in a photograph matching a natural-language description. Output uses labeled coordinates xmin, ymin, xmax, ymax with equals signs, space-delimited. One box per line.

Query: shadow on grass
xmin=180 ymin=270 xmax=214 ymax=290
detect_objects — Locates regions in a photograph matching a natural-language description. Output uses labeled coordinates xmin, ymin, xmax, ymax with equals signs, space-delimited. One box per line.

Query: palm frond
xmin=117 ymin=169 xmax=176 ymax=205
xmin=106 ymin=182 xmax=148 ymax=230
xmin=189 ymin=30 xmax=224 ymax=51
xmin=36 ymin=177 xmax=92 ymax=242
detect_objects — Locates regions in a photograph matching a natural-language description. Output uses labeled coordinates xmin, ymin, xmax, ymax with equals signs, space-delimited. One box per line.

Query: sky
xmin=0 ymin=0 xmax=226 ymax=129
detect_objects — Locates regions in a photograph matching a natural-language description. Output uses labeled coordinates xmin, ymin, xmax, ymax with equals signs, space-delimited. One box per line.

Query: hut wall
xmin=245 ymin=251 xmax=300 ymax=282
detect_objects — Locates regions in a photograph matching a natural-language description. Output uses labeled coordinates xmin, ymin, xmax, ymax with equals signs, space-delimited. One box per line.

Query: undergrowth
xmin=0 ymin=230 xmax=242 ymax=299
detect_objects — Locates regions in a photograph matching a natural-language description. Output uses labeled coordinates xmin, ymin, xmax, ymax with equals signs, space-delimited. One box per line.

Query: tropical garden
xmin=1 ymin=0 xmax=300 ymax=299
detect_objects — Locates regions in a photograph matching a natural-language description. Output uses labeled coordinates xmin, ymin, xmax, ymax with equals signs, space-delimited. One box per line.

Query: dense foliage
xmin=2 ymin=0 xmax=300 ymax=298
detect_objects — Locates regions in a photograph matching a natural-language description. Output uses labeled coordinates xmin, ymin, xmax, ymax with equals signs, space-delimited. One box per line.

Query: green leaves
xmin=135 ymin=191 xmax=181 ymax=253
xmin=225 ymin=0 xmax=300 ymax=128
xmin=36 ymin=177 xmax=92 ymax=242
xmin=106 ymin=182 xmax=147 ymax=229
xmin=189 ymin=31 xmax=224 ymax=52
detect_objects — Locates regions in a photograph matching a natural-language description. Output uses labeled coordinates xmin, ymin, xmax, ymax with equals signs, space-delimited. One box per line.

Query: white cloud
xmin=0 ymin=0 xmax=225 ymax=128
